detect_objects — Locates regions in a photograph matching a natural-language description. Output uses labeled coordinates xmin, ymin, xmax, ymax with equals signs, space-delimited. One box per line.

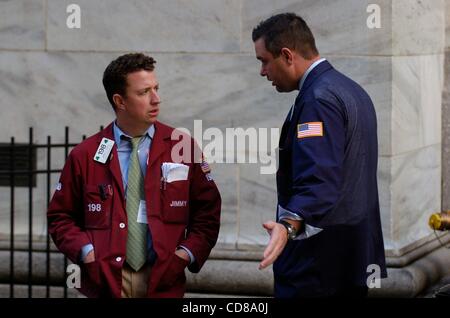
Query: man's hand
xmin=83 ymin=249 xmax=95 ymax=264
xmin=175 ymin=248 xmax=190 ymax=263
xmin=259 ymin=221 xmax=288 ymax=270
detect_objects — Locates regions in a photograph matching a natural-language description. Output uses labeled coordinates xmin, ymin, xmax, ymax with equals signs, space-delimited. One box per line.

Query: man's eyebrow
xmin=136 ymin=84 xmax=159 ymax=92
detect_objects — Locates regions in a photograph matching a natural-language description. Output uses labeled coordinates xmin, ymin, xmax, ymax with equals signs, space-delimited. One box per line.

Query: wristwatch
xmin=278 ymin=220 xmax=297 ymax=240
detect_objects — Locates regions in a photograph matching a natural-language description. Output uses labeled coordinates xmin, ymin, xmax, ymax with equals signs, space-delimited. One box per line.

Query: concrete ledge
xmin=0 ymin=284 xmax=256 ymax=299
xmin=186 ymin=259 xmax=273 ymax=296
xmin=209 ymin=234 xmax=450 ymax=268
xmin=1 ymin=242 xmax=450 ymax=297
xmin=384 ymin=233 xmax=450 ymax=267
xmin=370 ymin=245 xmax=450 ymax=297
xmin=0 ymin=250 xmax=66 ymax=285
xmin=0 ymin=284 xmax=84 ymax=298
xmin=1 ymin=232 xmax=448 ymax=267
xmin=187 ymin=244 xmax=450 ymax=297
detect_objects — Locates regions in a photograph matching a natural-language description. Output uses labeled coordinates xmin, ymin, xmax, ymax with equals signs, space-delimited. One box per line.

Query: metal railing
xmin=0 ymin=126 xmax=101 ymax=298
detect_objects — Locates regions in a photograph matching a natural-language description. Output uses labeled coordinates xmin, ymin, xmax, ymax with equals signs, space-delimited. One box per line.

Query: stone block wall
xmin=0 ymin=0 xmax=449 ymax=296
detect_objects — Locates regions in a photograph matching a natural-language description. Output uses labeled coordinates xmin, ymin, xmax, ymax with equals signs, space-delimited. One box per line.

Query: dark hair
xmin=252 ymin=13 xmax=318 ymax=59
xmin=102 ymin=53 xmax=156 ymax=110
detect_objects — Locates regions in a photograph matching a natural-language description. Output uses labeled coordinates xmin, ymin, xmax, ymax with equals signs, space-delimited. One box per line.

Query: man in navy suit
xmin=252 ymin=13 xmax=387 ymax=297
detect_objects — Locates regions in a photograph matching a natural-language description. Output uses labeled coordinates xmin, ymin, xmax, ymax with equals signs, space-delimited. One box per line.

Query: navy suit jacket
xmin=274 ymin=61 xmax=387 ymax=297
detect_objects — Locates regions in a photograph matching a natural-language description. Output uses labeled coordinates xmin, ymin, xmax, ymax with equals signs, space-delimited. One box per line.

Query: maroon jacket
xmin=47 ymin=122 xmax=221 ymax=297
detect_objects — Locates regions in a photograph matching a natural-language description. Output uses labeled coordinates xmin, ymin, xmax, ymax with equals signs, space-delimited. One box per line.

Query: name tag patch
xmin=94 ymin=138 xmax=115 ymax=164
xmin=170 ymin=200 xmax=187 ymax=207
xmin=87 ymin=203 xmax=102 ymax=212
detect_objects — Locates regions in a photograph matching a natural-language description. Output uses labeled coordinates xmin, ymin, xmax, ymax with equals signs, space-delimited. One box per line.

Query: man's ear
xmin=280 ymin=48 xmax=294 ymax=65
xmin=112 ymin=94 xmax=125 ymax=111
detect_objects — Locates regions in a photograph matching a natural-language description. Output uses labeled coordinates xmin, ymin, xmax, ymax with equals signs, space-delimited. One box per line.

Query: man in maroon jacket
xmin=47 ymin=53 xmax=221 ymax=298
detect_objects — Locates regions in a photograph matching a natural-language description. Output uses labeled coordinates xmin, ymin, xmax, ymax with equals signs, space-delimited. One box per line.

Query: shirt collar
xmin=298 ymin=58 xmax=327 ymax=92
xmin=288 ymin=58 xmax=327 ymax=122
xmin=113 ymin=121 xmax=155 ymax=146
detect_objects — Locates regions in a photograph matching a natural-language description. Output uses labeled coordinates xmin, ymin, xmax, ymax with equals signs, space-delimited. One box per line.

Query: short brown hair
xmin=252 ymin=13 xmax=319 ymax=59
xmin=102 ymin=53 xmax=156 ymax=110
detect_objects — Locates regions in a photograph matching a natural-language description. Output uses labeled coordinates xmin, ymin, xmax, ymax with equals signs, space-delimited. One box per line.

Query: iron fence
xmin=0 ymin=126 xmax=101 ymax=298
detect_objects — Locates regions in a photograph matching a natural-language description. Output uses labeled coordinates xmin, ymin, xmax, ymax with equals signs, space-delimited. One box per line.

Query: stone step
xmin=0 ymin=284 xmax=259 ymax=298
xmin=0 ymin=283 xmax=84 ymax=298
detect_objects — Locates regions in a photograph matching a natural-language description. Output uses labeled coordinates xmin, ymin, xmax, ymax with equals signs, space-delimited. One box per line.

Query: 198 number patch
xmin=87 ymin=203 xmax=102 ymax=212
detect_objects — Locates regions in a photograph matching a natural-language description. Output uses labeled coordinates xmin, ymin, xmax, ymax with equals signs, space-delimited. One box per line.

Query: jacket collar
xmin=297 ymin=60 xmax=333 ymax=99
xmin=112 ymin=121 xmax=155 ymax=146
xmin=96 ymin=123 xmax=124 ymax=200
xmin=147 ymin=121 xmax=172 ymax=169
xmin=97 ymin=121 xmax=170 ymax=144
xmin=96 ymin=121 xmax=172 ymax=199
xmin=280 ymin=61 xmax=334 ymax=148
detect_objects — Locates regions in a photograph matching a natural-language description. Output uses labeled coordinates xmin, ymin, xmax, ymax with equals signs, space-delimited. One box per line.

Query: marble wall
xmin=0 ymin=0 xmax=447 ymax=263
xmin=387 ymin=1 xmax=445 ymax=252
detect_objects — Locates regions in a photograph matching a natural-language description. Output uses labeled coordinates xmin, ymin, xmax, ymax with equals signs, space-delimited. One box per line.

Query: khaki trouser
xmin=121 ymin=262 xmax=152 ymax=298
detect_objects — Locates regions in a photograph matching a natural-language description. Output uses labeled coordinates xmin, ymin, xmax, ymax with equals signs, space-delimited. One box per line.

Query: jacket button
xmin=116 ymin=257 xmax=122 ymax=262
xmin=119 ymin=222 xmax=125 ymax=229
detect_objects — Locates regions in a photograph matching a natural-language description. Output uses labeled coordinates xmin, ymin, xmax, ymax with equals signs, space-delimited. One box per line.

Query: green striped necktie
xmin=125 ymin=136 xmax=147 ymax=271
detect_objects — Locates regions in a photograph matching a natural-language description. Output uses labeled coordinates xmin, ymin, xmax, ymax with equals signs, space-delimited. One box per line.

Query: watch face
xmin=287 ymin=227 xmax=296 ymax=239
xmin=280 ymin=220 xmax=296 ymax=240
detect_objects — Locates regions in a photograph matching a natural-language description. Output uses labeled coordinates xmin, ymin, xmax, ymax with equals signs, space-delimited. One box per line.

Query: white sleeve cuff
xmin=277 ymin=205 xmax=323 ymax=240
xmin=178 ymin=245 xmax=195 ymax=265
xmin=80 ymin=244 xmax=94 ymax=262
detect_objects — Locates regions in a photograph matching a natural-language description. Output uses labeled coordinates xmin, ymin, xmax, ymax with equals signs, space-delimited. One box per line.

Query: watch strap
xmin=278 ymin=219 xmax=297 ymax=240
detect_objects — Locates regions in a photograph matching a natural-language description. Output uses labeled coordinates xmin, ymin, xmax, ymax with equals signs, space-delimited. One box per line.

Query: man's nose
xmin=151 ymin=91 xmax=160 ymax=104
xmin=260 ymin=67 xmax=267 ymax=77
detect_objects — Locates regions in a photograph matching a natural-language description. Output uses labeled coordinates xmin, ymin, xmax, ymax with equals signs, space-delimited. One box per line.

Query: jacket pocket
xmin=161 ymin=180 xmax=189 ymax=224
xmin=157 ymin=253 xmax=188 ymax=291
xmin=83 ymin=184 xmax=112 ymax=229
xmin=81 ymin=260 xmax=102 ymax=288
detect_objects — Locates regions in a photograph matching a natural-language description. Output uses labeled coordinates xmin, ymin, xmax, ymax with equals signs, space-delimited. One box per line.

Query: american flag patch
xmin=297 ymin=122 xmax=323 ymax=139
xmin=200 ymin=160 xmax=211 ymax=173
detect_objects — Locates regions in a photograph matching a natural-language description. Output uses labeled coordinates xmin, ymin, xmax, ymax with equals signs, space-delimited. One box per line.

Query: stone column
xmin=443 ymin=0 xmax=450 ymax=211
xmin=376 ymin=0 xmax=449 ymax=297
